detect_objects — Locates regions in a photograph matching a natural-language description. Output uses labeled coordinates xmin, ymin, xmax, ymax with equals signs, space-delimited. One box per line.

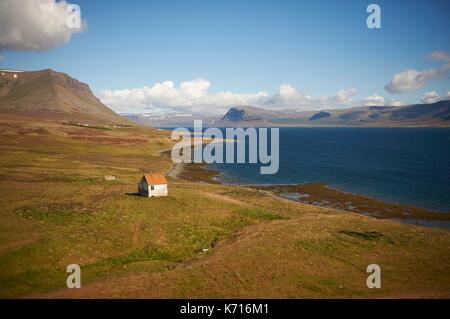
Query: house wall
xmin=138 ymin=180 xmax=168 ymax=197
xmin=148 ymin=184 xmax=168 ymax=197
xmin=138 ymin=180 xmax=148 ymax=196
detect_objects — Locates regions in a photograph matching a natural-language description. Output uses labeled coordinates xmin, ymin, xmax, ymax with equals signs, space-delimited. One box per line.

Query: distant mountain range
xmin=0 ymin=69 xmax=129 ymax=126
xmin=123 ymin=113 xmax=218 ymax=128
xmin=125 ymin=100 xmax=450 ymax=127
xmin=1 ymin=68 xmax=448 ymax=128
xmin=215 ymin=102 xmax=450 ymax=127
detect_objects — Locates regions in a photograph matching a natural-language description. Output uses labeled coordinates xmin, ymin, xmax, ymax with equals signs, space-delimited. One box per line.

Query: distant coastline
xmin=131 ymin=100 xmax=450 ymax=128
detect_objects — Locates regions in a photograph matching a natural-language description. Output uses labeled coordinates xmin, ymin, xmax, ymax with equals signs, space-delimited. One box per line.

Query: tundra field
xmin=0 ymin=115 xmax=449 ymax=298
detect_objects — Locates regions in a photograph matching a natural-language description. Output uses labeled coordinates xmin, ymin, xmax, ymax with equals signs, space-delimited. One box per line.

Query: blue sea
xmin=203 ymin=128 xmax=450 ymax=213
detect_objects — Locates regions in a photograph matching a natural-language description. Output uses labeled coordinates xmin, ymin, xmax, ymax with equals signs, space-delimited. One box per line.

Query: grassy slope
xmin=0 ymin=115 xmax=449 ymax=298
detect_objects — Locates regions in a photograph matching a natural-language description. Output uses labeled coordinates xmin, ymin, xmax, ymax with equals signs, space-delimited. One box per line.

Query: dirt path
xmin=167 ymin=163 xmax=185 ymax=179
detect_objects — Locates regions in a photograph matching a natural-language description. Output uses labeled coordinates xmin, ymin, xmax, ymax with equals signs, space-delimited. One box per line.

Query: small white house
xmin=138 ymin=172 xmax=168 ymax=197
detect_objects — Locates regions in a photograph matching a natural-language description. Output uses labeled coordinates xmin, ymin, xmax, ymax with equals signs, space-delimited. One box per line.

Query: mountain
xmin=213 ymin=101 xmax=450 ymax=127
xmin=122 ymin=113 xmax=218 ymax=127
xmin=215 ymin=106 xmax=284 ymax=127
xmin=4 ymin=68 xmax=447 ymax=128
xmin=309 ymin=111 xmax=331 ymax=121
xmin=0 ymin=69 xmax=129 ymax=125
xmin=221 ymin=106 xmax=267 ymax=121
xmin=309 ymin=100 xmax=450 ymax=126
xmin=123 ymin=106 xmax=275 ymax=128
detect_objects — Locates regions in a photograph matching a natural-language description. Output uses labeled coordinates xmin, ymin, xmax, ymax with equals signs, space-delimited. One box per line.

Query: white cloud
xmin=262 ymin=85 xmax=356 ymax=110
xmin=447 ymin=91 xmax=450 ymax=98
xmin=361 ymin=95 xmax=408 ymax=107
xmin=387 ymin=100 xmax=407 ymax=107
xmin=263 ymin=84 xmax=310 ymax=108
xmin=421 ymin=91 xmax=441 ymax=104
xmin=98 ymin=80 xmax=360 ymax=115
xmin=364 ymin=94 xmax=385 ymax=106
xmin=98 ymin=79 xmax=268 ymax=115
xmin=385 ymin=69 xmax=425 ymax=93
xmin=334 ymin=88 xmax=357 ymax=105
xmin=385 ymin=51 xmax=450 ymax=94
xmin=0 ymin=0 xmax=85 ymax=52
xmin=427 ymin=51 xmax=450 ymax=62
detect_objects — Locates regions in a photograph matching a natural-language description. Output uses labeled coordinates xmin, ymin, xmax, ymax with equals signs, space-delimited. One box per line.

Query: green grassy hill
xmin=0 ymin=114 xmax=449 ymax=298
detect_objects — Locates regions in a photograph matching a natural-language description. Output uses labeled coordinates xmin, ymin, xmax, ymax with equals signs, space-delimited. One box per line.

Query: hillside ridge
xmin=0 ymin=69 xmax=129 ymax=126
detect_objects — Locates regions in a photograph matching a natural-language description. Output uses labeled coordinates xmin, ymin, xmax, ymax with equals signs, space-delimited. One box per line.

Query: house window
xmin=150 ymin=185 xmax=155 ymax=191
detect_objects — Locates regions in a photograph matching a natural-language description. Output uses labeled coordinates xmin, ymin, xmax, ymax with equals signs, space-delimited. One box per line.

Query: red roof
xmin=143 ymin=172 xmax=167 ymax=185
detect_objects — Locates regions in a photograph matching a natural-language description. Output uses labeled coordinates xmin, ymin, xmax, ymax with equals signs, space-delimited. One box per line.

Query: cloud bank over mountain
xmin=98 ymin=79 xmax=416 ymax=115
xmin=98 ymin=50 xmax=449 ymax=115
xmin=98 ymin=80 xmax=366 ymax=115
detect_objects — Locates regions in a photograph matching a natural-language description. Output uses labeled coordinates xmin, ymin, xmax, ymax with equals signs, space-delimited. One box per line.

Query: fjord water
xmin=210 ymin=128 xmax=450 ymax=212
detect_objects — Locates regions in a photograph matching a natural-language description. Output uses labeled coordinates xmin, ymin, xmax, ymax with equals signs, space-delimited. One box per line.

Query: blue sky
xmin=1 ymin=0 xmax=449 ymax=114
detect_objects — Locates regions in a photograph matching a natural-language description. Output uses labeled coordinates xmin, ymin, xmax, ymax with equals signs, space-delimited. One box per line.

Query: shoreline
xmin=167 ymin=161 xmax=450 ymax=228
